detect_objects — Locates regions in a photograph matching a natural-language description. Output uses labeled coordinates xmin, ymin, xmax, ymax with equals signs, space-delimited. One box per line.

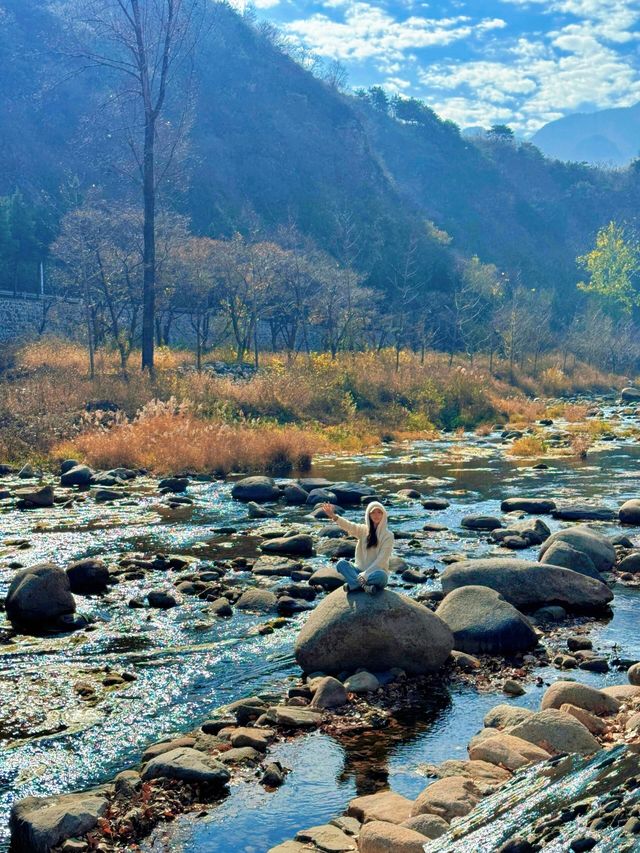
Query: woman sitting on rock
xmin=321 ymin=501 xmax=394 ymax=594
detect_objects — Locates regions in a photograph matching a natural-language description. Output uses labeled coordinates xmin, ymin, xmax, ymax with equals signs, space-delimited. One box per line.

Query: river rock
xmin=500 ymin=497 xmax=556 ymax=514
xmin=10 ymin=792 xmax=108 ymax=853
xmin=283 ymin=484 xmax=309 ymax=504
xmin=296 ymin=824 xmax=356 ymax=851
xmin=209 ymin=598 xmax=233 ymax=616
xmin=621 ymin=387 xmax=640 ymax=402
xmin=539 ymin=541 xmax=601 ymax=579
xmin=344 ymin=671 xmax=379 ymax=693
xmin=147 ymin=590 xmax=178 ymax=609
xmin=468 ymin=733 xmax=551 ymax=771
xmin=398 ymin=488 xmax=422 ymax=499
xmin=235 ymin=588 xmax=277 ymax=612
xmin=507 ymin=709 xmax=601 ymax=755
xmin=492 ymin=518 xmax=550 ymax=546
xmin=539 ymin=525 xmax=616 ymax=573
xmin=618 ymin=553 xmax=640 ymax=573
xmin=484 ymin=704 xmax=534 ymax=730
xmin=260 ymin=534 xmax=314 ymax=557
xmin=308 ymin=567 xmax=344 ymax=591
xmin=231 ymin=476 xmax=279 ymax=502
xmin=60 ymin=465 xmax=93 ymax=487
xmin=330 ymin=482 xmax=378 ymax=505
xmin=310 ymin=676 xmax=348 ymax=709
xmin=441 ymin=558 xmax=612 ymax=613
xmin=401 ymin=814 xmax=450 ymax=840
xmin=540 ymin=681 xmax=620 ymax=715
xmin=316 ymin=538 xmax=356 ymax=559
xmin=422 ymin=498 xmax=450 ymax=510
xmin=629 ymin=663 xmax=640 ymax=685
xmin=551 ymin=504 xmax=617 ymax=522
xmin=358 ymin=822 xmax=428 ymax=853
xmin=15 ymin=485 xmax=55 ymax=508
xmin=560 ymin=704 xmax=609 ymax=735
xmin=411 ymin=776 xmax=483 ymax=820
xmin=436 ymin=586 xmax=538 ymax=654
xmin=348 ymin=791 xmax=414 ymax=824
xmin=6 ymin=563 xmax=76 ymax=629
xmin=66 ymin=558 xmax=110 ymax=594
xmin=461 ymin=515 xmax=503 ymax=531
xmin=306 ymin=488 xmax=338 ymax=505
xmin=264 ymin=705 xmax=322 ymax=728
xmin=248 ymin=501 xmax=276 ymax=519
xmin=252 ymin=555 xmax=301 ymax=577
xmin=619 ymin=499 xmax=640 ymax=524
xmin=142 ymin=747 xmax=230 ymax=785
xmin=295 ymin=588 xmax=453 ymax=675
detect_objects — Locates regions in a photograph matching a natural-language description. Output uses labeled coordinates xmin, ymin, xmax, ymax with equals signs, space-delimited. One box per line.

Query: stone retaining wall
xmin=0 ymin=295 xmax=82 ymax=343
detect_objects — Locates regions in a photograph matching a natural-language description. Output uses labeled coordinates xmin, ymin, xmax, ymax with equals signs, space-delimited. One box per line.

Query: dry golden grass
xmin=569 ymin=433 xmax=592 ymax=459
xmin=508 ymin=435 xmax=547 ymax=457
xmin=56 ymin=407 xmax=326 ymax=476
xmin=0 ymin=339 xmax=631 ymax=472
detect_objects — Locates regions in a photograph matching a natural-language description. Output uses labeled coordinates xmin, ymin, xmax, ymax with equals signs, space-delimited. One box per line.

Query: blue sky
xmin=232 ymin=0 xmax=640 ymax=135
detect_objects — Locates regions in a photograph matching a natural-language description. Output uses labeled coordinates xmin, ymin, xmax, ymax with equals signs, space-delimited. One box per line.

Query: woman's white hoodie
xmin=333 ymin=501 xmax=394 ymax=578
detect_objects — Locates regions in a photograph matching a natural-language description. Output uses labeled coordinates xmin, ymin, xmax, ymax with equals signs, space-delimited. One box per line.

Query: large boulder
xmin=540 ymin=681 xmax=620 ymax=716
xmin=436 ymin=586 xmax=538 ymax=655
xmin=10 ymin=792 xmax=108 ymax=853
xmin=235 ymin=588 xmax=277 ymax=612
xmin=295 ymin=588 xmax=453 ymax=675
xmin=539 ymin=525 xmax=616 ymax=573
xmin=231 ymin=476 xmax=279 ymax=502
xmin=619 ymin=499 xmax=640 ymax=525
xmin=506 ymin=709 xmax=601 ymax=755
xmin=500 ymin=497 xmax=556 ymax=514
xmin=539 ymin=541 xmax=601 ymax=580
xmin=60 ymin=464 xmax=93 ymax=487
xmin=66 ymin=558 xmax=110 ymax=594
xmin=348 ymin=790 xmax=413 ymax=824
xmin=6 ymin=563 xmax=76 ymax=629
xmin=441 ymin=558 xmax=612 ymax=614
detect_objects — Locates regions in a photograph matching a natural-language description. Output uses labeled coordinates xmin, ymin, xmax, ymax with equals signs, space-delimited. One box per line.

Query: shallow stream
xmin=1 ymin=409 xmax=640 ymax=852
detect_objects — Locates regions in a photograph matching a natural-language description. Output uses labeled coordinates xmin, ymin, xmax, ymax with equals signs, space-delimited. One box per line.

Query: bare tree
xmin=57 ymin=0 xmax=207 ymax=372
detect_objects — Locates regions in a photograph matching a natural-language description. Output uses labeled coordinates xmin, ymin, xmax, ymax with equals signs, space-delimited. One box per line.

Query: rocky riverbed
xmin=2 ymin=396 xmax=640 ymax=852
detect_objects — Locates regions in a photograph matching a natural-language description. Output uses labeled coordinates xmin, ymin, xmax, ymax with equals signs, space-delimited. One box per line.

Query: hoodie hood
xmin=364 ymin=500 xmax=391 ymax=543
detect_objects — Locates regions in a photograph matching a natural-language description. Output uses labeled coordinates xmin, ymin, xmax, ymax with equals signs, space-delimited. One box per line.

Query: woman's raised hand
xmin=320 ymin=502 xmax=337 ymax=519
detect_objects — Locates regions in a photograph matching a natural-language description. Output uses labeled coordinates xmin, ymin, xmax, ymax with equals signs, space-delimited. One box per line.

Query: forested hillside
xmin=1 ymin=0 xmax=640 ymax=363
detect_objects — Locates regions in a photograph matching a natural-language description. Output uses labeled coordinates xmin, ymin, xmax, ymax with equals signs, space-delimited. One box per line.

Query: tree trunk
xmin=141 ymin=120 xmax=156 ymax=373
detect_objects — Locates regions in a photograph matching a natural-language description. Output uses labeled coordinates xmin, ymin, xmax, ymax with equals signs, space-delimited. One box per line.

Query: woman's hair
xmin=366 ymin=515 xmax=378 ymax=549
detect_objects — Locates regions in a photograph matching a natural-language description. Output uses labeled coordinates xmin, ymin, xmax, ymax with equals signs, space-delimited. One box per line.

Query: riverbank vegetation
xmin=0 ymin=339 xmax=629 ymax=474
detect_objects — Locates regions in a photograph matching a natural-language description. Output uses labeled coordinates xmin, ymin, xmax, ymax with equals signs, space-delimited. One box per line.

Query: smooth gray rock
xmin=310 ymin=676 xmax=348 ymax=709
xmin=60 ymin=465 xmax=93 ymax=487
xmin=441 ymin=558 xmax=613 ymax=613
xmin=539 ymin=541 xmax=601 ymax=580
xmin=621 ymin=387 xmax=640 ymax=402
xmin=260 ymin=534 xmax=314 ymax=557
xmin=436 ymin=586 xmax=538 ymax=654
xmin=618 ymin=553 xmax=640 ymax=573
xmin=15 ymin=485 xmax=55 ymax=508
xmin=552 ymin=504 xmax=616 ymax=522
xmin=283 ymin=484 xmax=309 ymax=504
xmin=539 ymin=525 xmax=616 ymax=573
xmin=6 ymin=563 xmax=76 ymax=628
xmin=295 ymin=588 xmax=453 ymax=675
xmin=142 ymin=747 xmax=231 ymax=785
xmin=619 ymin=499 xmax=640 ymax=525
xmin=10 ymin=792 xmax=108 ymax=853
xmin=492 ymin=518 xmax=550 ymax=546
xmin=330 ymin=482 xmax=378 ymax=505
xmin=235 ymin=587 xmax=277 ymax=612
xmin=231 ymin=476 xmax=279 ymax=502
xmin=461 ymin=515 xmax=504 ymax=531
xmin=309 ymin=567 xmax=345 ymax=591
xmin=506 ymin=709 xmax=601 ymax=755
xmin=500 ymin=497 xmax=556 ymax=514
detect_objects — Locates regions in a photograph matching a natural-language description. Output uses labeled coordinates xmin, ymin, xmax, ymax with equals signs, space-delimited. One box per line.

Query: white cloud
xmin=283 ymin=3 xmax=506 ymax=62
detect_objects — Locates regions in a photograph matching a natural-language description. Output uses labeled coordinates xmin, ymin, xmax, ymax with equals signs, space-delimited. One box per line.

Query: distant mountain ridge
xmin=532 ymin=102 xmax=640 ymax=166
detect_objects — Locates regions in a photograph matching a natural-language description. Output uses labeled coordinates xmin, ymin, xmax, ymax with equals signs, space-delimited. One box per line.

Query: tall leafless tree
xmin=56 ymin=0 xmax=207 ymax=372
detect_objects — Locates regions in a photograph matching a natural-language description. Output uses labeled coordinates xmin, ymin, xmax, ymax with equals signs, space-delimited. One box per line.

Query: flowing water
xmin=1 ymin=409 xmax=640 ymax=852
